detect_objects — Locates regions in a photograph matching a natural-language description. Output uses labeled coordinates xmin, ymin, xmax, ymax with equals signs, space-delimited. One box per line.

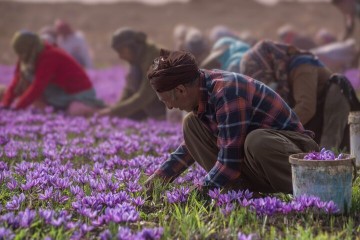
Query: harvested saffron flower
xmin=304 ymin=148 xmax=347 ymax=160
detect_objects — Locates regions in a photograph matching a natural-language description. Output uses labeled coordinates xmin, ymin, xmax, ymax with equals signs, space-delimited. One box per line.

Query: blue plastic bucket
xmin=289 ymin=153 xmax=356 ymax=214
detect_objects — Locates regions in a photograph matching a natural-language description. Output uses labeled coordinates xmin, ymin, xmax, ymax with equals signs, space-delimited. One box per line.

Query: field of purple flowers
xmin=0 ymin=65 xmax=359 ymax=239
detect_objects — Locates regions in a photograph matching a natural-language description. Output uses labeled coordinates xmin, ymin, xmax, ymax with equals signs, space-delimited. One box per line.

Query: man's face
xmin=115 ymin=46 xmax=135 ymax=63
xmin=156 ymin=86 xmax=196 ymax=112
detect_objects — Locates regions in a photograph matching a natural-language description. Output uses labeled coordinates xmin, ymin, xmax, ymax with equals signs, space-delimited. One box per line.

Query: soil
xmin=0 ymin=0 xmax=358 ymax=67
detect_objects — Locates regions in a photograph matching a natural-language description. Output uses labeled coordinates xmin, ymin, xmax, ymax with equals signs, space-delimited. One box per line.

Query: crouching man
xmin=145 ymin=49 xmax=319 ymax=195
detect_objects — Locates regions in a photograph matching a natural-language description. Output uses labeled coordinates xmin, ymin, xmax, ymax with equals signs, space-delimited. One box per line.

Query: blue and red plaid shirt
xmin=155 ymin=69 xmax=313 ymax=188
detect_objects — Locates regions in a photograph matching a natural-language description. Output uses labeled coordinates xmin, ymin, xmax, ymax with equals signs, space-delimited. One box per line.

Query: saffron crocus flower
xmin=126 ymin=182 xmax=142 ymax=193
xmin=70 ymin=185 xmax=85 ymax=198
xmin=18 ymin=208 xmax=36 ymax=228
xmin=99 ymin=229 xmax=112 ymax=240
xmin=0 ymin=161 xmax=9 ymax=171
xmin=208 ymin=188 xmax=221 ymax=200
xmin=6 ymin=193 xmax=25 ymax=211
xmin=80 ymin=223 xmax=94 ymax=234
xmin=65 ymin=221 xmax=80 ymax=230
xmin=238 ymin=232 xmax=254 ymax=240
xmin=0 ymin=135 xmax=9 ymax=146
xmin=6 ymin=179 xmax=17 ymax=190
xmin=132 ymin=196 xmax=145 ymax=206
xmin=324 ymin=201 xmax=340 ymax=214
xmin=39 ymin=209 xmax=54 ymax=224
xmin=220 ymin=203 xmax=235 ymax=216
xmin=137 ymin=227 xmax=164 ymax=240
xmin=166 ymin=186 xmax=190 ymax=204
xmin=39 ymin=187 xmax=53 ymax=200
xmin=117 ymin=227 xmax=133 ymax=240
xmin=0 ymin=227 xmax=14 ymax=240
xmin=304 ymin=148 xmax=346 ymax=160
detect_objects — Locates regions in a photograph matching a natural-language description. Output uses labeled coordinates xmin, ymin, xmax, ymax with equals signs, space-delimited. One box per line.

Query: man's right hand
xmin=144 ymin=174 xmax=161 ymax=199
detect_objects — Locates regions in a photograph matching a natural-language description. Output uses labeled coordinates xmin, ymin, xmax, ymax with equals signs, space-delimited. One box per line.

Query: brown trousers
xmin=183 ymin=113 xmax=319 ymax=193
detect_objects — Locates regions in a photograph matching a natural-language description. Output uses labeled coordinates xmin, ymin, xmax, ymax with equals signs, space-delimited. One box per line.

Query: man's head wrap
xmin=111 ymin=27 xmax=147 ymax=51
xmin=147 ymin=49 xmax=200 ymax=92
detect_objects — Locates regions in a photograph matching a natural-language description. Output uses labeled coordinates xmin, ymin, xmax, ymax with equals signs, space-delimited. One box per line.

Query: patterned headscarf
xmin=213 ymin=37 xmax=250 ymax=72
xmin=147 ymin=49 xmax=199 ymax=92
xmin=240 ymin=40 xmax=312 ymax=102
xmin=11 ymin=31 xmax=44 ymax=95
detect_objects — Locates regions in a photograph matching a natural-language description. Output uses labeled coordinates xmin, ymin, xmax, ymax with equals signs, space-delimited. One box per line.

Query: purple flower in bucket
xmin=304 ymin=148 xmax=347 ymax=160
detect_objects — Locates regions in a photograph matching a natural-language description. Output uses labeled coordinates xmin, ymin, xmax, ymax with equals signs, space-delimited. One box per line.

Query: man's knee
xmin=244 ymin=129 xmax=269 ymax=153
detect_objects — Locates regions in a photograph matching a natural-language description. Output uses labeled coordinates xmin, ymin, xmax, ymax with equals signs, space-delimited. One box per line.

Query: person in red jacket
xmin=1 ymin=30 xmax=104 ymax=115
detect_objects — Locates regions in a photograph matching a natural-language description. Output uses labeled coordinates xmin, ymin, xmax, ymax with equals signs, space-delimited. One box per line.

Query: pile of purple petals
xmin=304 ymin=148 xmax=347 ymax=161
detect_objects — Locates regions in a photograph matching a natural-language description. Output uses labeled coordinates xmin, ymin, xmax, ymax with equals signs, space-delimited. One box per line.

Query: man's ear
xmin=175 ymin=84 xmax=187 ymax=96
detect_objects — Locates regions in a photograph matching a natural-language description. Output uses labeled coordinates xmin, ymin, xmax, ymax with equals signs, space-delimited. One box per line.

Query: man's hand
xmin=97 ymin=107 xmax=112 ymax=117
xmin=144 ymin=174 xmax=164 ymax=199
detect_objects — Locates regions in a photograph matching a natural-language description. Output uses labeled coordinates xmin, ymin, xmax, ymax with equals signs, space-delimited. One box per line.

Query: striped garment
xmin=155 ymin=69 xmax=313 ymax=188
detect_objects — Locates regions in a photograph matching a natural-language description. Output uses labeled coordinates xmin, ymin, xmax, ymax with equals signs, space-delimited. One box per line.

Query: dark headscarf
xmin=11 ymin=30 xmax=44 ymax=95
xmin=111 ymin=27 xmax=146 ymax=51
xmin=147 ymin=49 xmax=200 ymax=92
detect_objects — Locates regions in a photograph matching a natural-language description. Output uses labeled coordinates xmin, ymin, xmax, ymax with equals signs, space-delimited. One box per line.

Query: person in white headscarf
xmin=173 ymin=24 xmax=209 ymax=64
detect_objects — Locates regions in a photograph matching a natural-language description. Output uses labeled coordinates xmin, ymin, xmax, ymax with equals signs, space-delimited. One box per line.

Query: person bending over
xmin=145 ymin=49 xmax=318 ymax=195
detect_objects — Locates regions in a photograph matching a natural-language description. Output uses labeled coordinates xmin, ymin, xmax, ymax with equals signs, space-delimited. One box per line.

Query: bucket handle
xmin=352 ymin=158 xmax=358 ymax=184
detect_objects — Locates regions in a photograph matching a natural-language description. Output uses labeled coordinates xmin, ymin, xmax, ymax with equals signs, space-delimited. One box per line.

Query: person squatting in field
xmin=144 ymin=49 xmax=319 ymax=196
xmin=98 ymin=28 xmax=166 ymax=120
xmin=240 ymin=40 xmax=360 ymax=150
xmin=1 ymin=30 xmax=104 ymax=116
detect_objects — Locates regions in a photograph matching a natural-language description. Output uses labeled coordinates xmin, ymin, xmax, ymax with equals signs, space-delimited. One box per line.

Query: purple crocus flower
xmin=220 ymin=203 xmax=235 ymax=216
xmin=117 ymin=226 xmax=133 ymax=240
xmin=65 ymin=221 xmax=80 ymax=230
xmin=99 ymin=229 xmax=112 ymax=240
xmin=0 ymin=161 xmax=9 ymax=171
xmin=166 ymin=187 xmax=190 ymax=204
xmin=0 ymin=227 xmax=14 ymax=240
xmin=6 ymin=193 xmax=25 ymax=211
xmin=126 ymin=182 xmax=142 ymax=193
xmin=0 ymin=136 xmax=9 ymax=146
xmin=91 ymin=215 xmax=109 ymax=227
xmin=80 ymin=223 xmax=94 ymax=234
xmin=132 ymin=197 xmax=145 ymax=206
xmin=70 ymin=185 xmax=85 ymax=198
xmin=304 ymin=148 xmax=345 ymax=161
xmin=324 ymin=201 xmax=340 ymax=214
xmin=136 ymin=227 xmax=164 ymax=240
xmin=208 ymin=188 xmax=221 ymax=200
xmin=6 ymin=179 xmax=17 ymax=190
xmin=69 ymin=230 xmax=83 ymax=240
xmin=39 ymin=209 xmax=54 ymax=224
xmin=18 ymin=208 xmax=36 ymax=228
xmin=51 ymin=217 xmax=64 ymax=227
xmin=39 ymin=187 xmax=53 ymax=201
xmin=238 ymin=232 xmax=254 ymax=240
